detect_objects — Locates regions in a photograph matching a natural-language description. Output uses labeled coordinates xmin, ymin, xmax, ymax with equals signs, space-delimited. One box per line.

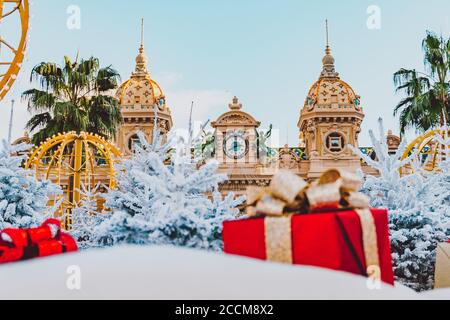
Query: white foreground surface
xmin=0 ymin=246 xmax=448 ymax=300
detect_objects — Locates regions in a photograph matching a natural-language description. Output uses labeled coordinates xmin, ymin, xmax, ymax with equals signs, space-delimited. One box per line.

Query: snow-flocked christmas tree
xmin=0 ymin=140 xmax=61 ymax=229
xmin=71 ymin=182 xmax=108 ymax=249
xmin=74 ymin=111 xmax=244 ymax=251
xmin=350 ymin=118 xmax=450 ymax=291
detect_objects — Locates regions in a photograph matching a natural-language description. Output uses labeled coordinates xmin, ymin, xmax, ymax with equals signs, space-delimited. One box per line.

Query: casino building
xmin=112 ymin=23 xmax=400 ymax=196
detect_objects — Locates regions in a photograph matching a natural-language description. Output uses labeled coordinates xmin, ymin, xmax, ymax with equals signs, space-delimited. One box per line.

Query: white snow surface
xmin=0 ymin=245 xmax=448 ymax=300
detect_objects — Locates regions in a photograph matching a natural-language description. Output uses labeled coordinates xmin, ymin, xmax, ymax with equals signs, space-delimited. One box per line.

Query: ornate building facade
xmin=208 ymin=42 xmax=380 ymax=195
xmin=115 ymin=24 xmax=172 ymax=155
xmin=298 ymin=42 xmax=364 ymax=179
xmin=113 ymin=24 xmax=393 ymax=196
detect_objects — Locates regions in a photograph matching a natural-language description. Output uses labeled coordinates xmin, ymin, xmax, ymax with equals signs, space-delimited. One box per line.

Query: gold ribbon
xmin=356 ymin=209 xmax=380 ymax=276
xmin=263 ymin=209 xmax=381 ymax=275
xmin=264 ymin=216 xmax=293 ymax=264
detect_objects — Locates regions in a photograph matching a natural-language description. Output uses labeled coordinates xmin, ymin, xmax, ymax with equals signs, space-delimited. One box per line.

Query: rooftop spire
xmin=321 ymin=19 xmax=339 ymax=78
xmin=325 ymin=19 xmax=331 ymax=54
xmin=140 ymin=17 xmax=145 ymax=49
xmin=134 ymin=18 xmax=149 ymax=74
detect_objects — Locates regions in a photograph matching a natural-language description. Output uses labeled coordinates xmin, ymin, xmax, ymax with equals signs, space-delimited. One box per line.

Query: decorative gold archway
xmin=0 ymin=0 xmax=29 ymax=101
xmin=401 ymin=128 xmax=450 ymax=172
xmin=25 ymin=132 xmax=121 ymax=226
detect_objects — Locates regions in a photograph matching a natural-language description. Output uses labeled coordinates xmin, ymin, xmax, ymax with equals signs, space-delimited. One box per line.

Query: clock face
xmin=224 ymin=134 xmax=248 ymax=159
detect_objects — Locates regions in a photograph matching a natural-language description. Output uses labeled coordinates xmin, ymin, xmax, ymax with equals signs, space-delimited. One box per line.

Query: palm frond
xmin=21 ymin=89 xmax=57 ymax=113
xmin=24 ymin=55 xmax=122 ymax=144
xmin=30 ymin=62 xmax=65 ymax=93
xmin=423 ymin=31 xmax=445 ymax=76
xmin=26 ymin=112 xmax=53 ymax=132
xmin=394 ymin=32 xmax=450 ymax=132
xmin=96 ymin=66 xmax=121 ymax=92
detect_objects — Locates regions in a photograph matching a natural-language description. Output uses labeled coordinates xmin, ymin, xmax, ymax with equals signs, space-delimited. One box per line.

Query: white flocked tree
xmin=349 ymin=118 xmax=450 ymax=291
xmin=73 ymin=109 xmax=245 ymax=251
xmin=0 ymin=140 xmax=61 ymax=229
xmin=71 ymin=182 xmax=107 ymax=249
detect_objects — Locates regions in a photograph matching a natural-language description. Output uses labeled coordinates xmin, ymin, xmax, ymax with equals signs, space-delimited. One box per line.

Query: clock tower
xmin=211 ymin=96 xmax=261 ymax=167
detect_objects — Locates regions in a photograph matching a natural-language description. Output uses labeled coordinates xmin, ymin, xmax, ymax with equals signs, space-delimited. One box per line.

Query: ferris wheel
xmin=0 ymin=0 xmax=29 ymax=101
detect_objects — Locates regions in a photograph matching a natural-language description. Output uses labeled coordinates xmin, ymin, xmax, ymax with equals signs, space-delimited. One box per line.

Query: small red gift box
xmin=0 ymin=219 xmax=78 ymax=264
xmin=32 ymin=233 xmax=78 ymax=258
xmin=223 ymin=209 xmax=394 ymax=285
xmin=0 ymin=246 xmax=23 ymax=263
xmin=0 ymin=218 xmax=61 ymax=247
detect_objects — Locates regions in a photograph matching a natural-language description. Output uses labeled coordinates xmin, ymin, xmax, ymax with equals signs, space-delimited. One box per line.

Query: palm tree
xmin=23 ymin=55 xmax=123 ymax=145
xmin=394 ymin=31 xmax=450 ymax=135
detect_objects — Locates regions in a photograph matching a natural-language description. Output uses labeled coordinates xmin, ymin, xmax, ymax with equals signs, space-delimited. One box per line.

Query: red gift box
xmin=223 ymin=209 xmax=394 ymax=285
xmin=0 ymin=219 xmax=78 ymax=264
xmin=32 ymin=234 xmax=78 ymax=258
xmin=0 ymin=246 xmax=23 ymax=263
xmin=0 ymin=218 xmax=61 ymax=247
xmin=0 ymin=235 xmax=78 ymax=263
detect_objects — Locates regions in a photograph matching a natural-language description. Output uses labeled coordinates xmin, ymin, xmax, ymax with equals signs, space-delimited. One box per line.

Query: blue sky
xmin=1 ymin=0 xmax=449 ymax=146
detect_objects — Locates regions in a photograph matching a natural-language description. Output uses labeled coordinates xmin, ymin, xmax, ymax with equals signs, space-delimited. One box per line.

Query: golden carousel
xmin=401 ymin=127 xmax=450 ymax=173
xmin=25 ymin=132 xmax=121 ymax=228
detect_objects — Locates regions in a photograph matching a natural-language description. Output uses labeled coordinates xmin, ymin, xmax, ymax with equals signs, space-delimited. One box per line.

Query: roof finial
xmin=134 ymin=18 xmax=148 ymax=74
xmin=140 ymin=18 xmax=145 ymax=49
xmin=320 ymin=19 xmax=338 ymax=78
xmin=325 ymin=19 xmax=331 ymax=54
xmin=229 ymin=96 xmax=242 ymax=110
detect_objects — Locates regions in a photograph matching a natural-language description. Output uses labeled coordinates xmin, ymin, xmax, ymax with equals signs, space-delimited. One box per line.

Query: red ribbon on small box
xmin=0 ymin=219 xmax=78 ymax=264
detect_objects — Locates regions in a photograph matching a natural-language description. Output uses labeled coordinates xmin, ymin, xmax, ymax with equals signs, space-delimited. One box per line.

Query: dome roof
xmin=117 ymin=73 xmax=166 ymax=108
xmin=116 ymin=30 xmax=168 ymax=109
xmin=303 ymin=45 xmax=362 ymax=113
xmin=304 ymin=78 xmax=361 ymax=112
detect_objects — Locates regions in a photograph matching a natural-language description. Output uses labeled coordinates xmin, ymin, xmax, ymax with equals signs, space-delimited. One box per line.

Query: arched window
xmin=128 ymin=134 xmax=141 ymax=153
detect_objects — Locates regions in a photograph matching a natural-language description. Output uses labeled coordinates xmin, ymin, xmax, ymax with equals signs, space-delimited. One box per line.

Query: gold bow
xmin=245 ymin=169 xmax=369 ymax=217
